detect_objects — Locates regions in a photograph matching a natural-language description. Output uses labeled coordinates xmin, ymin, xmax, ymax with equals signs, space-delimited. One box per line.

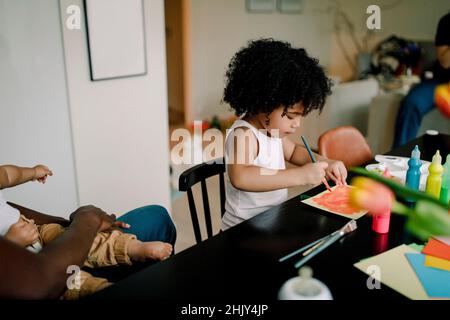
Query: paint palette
xmin=365 ymin=155 xmax=431 ymax=191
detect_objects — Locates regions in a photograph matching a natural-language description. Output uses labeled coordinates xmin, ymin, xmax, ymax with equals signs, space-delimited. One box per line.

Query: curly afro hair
xmin=223 ymin=39 xmax=332 ymax=117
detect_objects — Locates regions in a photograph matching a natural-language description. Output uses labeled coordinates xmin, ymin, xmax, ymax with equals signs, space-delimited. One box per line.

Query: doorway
xmin=164 ymin=0 xmax=190 ymax=127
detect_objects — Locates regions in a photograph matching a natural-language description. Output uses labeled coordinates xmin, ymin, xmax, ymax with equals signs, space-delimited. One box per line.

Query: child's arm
xmin=282 ymin=137 xmax=347 ymax=185
xmin=0 ymin=165 xmax=52 ymax=189
xmin=227 ymin=128 xmax=328 ymax=192
xmin=0 ymin=165 xmax=68 ymax=226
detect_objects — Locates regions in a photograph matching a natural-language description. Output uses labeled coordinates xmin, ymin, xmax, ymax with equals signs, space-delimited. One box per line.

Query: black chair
xmin=178 ymin=158 xmax=226 ymax=244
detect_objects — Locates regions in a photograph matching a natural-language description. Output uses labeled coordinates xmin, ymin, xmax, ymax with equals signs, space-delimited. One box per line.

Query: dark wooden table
xmin=91 ymin=134 xmax=450 ymax=301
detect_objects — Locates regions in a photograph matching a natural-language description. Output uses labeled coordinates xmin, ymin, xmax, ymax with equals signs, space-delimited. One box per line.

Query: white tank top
xmin=221 ymin=119 xmax=288 ymax=230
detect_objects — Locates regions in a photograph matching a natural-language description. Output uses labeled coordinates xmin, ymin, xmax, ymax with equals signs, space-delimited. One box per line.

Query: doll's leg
xmin=84 ymin=230 xmax=136 ymax=268
xmin=38 ymin=223 xmax=65 ymax=246
xmin=61 ymin=270 xmax=111 ymax=300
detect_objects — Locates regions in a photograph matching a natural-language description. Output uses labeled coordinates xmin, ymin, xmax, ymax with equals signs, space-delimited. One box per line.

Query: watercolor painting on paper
xmin=302 ymin=186 xmax=367 ymax=219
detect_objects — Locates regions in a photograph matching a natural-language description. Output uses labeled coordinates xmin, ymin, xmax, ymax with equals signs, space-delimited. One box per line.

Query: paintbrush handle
xmin=303 ymin=239 xmax=325 ymax=256
xmin=279 ymin=233 xmax=333 ymax=262
xmin=302 ymin=136 xmax=332 ymax=192
xmin=301 ymin=136 xmax=316 ymax=162
xmin=322 ymin=178 xmax=332 ymax=192
xmin=294 ymin=232 xmax=342 ymax=269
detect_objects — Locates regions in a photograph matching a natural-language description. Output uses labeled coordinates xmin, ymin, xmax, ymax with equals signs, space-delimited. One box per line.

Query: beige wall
xmin=187 ymin=0 xmax=450 ymax=120
xmin=60 ymin=0 xmax=171 ymax=215
xmin=187 ymin=0 xmax=333 ymax=121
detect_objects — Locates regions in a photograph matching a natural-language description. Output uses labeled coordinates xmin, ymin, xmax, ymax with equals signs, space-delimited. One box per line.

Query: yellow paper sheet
xmin=302 ymin=186 xmax=367 ymax=219
xmin=354 ymin=244 xmax=429 ymax=300
xmin=425 ymin=255 xmax=450 ymax=272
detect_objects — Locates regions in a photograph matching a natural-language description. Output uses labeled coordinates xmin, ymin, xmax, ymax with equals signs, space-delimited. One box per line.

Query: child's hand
xmin=33 ymin=165 xmax=53 ymax=184
xmin=4 ymin=220 xmax=39 ymax=247
xmin=325 ymin=160 xmax=347 ymax=186
xmin=299 ymin=162 xmax=328 ymax=185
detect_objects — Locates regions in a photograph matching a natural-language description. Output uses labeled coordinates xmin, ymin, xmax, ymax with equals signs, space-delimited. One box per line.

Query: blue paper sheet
xmin=405 ymin=253 xmax=450 ymax=298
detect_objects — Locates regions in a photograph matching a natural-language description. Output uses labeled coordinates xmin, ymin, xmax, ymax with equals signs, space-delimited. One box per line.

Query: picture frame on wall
xmin=84 ymin=0 xmax=147 ymax=81
xmin=277 ymin=0 xmax=303 ymax=14
xmin=246 ymin=0 xmax=275 ymax=13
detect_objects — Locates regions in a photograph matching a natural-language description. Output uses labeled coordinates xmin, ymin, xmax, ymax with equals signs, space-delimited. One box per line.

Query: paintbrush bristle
xmin=342 ymin=220 xmax=357 ymax=234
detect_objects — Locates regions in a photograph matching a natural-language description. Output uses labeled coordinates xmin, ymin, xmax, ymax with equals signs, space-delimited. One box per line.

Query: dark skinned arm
xmin=0 ymin=205 xmax=116 ymax=299
xmin=7 ymin=202 xmax=70 ymax=227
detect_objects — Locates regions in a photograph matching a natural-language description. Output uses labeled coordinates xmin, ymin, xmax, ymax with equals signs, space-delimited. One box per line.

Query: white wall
xmin=328 ymin=0 xmax=450 ymax=81
xmin=188 ymin=0 xmax=450 ymax=120
xmin=0 ymin=0 xmax=78 ymax=217
xmin=60 ymin=0 xmax=171 ymax=215
xmin=188 ymin=0 xmax=333 ymax=121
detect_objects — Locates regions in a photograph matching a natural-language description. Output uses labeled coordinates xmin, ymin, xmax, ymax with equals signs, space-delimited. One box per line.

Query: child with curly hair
xmin=222 ymin=39 xmax=347 ymax=230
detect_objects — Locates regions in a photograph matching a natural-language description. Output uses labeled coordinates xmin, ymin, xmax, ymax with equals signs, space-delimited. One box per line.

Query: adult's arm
xmin=0 ymin=206 xmax=115 ymax=299
xmin=7 ymin=202 xmax=70 ymax=227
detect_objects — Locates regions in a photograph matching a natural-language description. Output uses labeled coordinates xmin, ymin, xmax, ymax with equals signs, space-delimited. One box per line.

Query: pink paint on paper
xmin=312 ymin=186 xmax=361 ymax=215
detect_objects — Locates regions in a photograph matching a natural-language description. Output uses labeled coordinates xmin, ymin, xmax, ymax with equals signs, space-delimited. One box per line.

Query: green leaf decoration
xmin=405 ymin=200 xmax=450 ymax=241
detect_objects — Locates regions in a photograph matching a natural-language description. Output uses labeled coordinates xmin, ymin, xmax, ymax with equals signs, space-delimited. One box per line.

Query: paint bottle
xmin=425 ymin=150 xmax=443 ymax=198
xmin=370 ymin=167 xmax=392 ymax=234
xmin=372 ymin=233 xmax=389 ymax=255
xmin=405 ymin=145 xmax=422 ymax=202
xmin=439 ymin=154 xmax=450 ymax=205
xmin=372 ymin=209 xmax=391 ymax=234
xmin=278 ymin=266 xmax=333 ymax=300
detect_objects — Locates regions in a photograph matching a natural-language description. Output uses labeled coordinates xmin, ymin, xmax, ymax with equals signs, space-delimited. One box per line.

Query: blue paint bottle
xmin=405 ymin=145 xmax=422 ymax=202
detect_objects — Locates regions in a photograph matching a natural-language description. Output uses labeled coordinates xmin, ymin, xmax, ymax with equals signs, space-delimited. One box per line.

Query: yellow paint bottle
xmin=425 ymin=150 xmax=444 ymax=198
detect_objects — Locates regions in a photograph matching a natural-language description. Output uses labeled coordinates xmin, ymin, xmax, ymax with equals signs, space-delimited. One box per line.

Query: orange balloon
xmin=435 ymin=83 xmax=450 ymax=118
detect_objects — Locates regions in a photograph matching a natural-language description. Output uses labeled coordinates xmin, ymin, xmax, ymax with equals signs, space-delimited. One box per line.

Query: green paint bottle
xmin=425 ymin=150 xmax=443 ymax=198
xmin=439 ymin=154 xmax=450 ymax=205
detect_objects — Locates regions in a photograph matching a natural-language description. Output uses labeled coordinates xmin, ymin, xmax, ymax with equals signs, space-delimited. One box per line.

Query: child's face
xmin=266 ymin=103 xmax=304 ymax=138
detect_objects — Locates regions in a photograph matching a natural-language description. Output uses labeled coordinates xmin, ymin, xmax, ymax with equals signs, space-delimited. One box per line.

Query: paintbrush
xmin=294 ymin=220 xmax=357 ymax=269
xmin=278 ymin=220 xmax=354 ymax=262
xmin=278 ymin=232 xmax=334 ymax=262
xmin=301 ymin=135 xmax=332 ymax=192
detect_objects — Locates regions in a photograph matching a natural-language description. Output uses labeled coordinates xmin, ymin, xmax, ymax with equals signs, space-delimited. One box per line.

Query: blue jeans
xmin=393 ymin=80 xmax=439 ymax=148
xmin=117 ymin=205 xmax=176 ymax=246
